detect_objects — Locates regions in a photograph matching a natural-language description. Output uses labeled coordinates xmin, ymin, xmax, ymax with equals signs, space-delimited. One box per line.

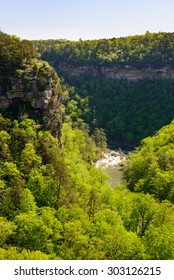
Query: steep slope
xmin=1 ymin=114 xmax=174 ymax=260
xmin=125 ymin=120 xmax=174 ymax=202
xmin=1 ymin=32 xmax=174 ymax=261
xmin=34 ymin=32 xmax=174 ymax=147
xmin=0 ymin=59 xmax=63 ymax=140
xmin=55 ymin=63 xmax=174 ymax=81
xmin=0 ymin=32 xmax=63 ymax=141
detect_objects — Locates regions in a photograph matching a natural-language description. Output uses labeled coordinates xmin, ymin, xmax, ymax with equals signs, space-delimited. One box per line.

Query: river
xmin=95 ymin=150 xmax=126 ymax=187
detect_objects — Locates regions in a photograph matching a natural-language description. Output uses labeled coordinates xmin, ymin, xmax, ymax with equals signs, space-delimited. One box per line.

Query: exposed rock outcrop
xmin=57 ymin=64 xmax=174 ymax=81
xmin=0 ymin=59 xmax=63 ymax=140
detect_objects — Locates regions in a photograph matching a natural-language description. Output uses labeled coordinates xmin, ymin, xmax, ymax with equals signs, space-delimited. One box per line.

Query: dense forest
xmin=34 ymin=32 xmax=174 ymax=147
xmin=0 ymin=31 xmax=35 ymax=74
xmin=1 ymin=32 xmax=174 ymax=260
xmin=34 ymin=32 xmax=174 ymax=68
xmin=1 ymin=114 xmax=174 ymax=260
xmin=60 ymin=75 xmax=174 ymax=146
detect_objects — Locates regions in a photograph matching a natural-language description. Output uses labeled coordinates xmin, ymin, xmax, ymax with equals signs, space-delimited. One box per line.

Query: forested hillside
xmin=1 ymin=114 xmax=174 ymax=260
xmin=126 ymin=120 xmax=174 ymax=202
xmin=1 ymin=32 xmax=174 ymax=260
xmin=34 ymin=32 xmax=174 ymax=67
xmin=61 ymin=76 xmax=174 ymax=146
xmin=34 ymin=32 xmax=174 ymax=147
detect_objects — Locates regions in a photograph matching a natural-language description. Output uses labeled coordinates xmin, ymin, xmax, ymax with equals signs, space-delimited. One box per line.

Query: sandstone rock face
xmin=57 ymin=64 xmax=174 ymax=81
xmin=0 ymin=60 xmax=61 ymax=109
xmin=0 ymin=59 xmax=62 ymax=140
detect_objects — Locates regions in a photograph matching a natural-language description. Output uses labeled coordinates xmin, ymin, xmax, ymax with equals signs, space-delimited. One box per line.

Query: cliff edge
xmin=0 ymin=59 xmax=63 ymax=140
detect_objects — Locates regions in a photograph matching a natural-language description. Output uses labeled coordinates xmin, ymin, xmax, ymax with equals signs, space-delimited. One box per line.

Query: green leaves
xmin=1 ymin=113 xmax=174 ymax=260
xmin=36 ymin=32 xmax=174 ymax=68
xmin=0 ymin=217 xmax=16 ymax=247
xmin=0 ymin=247 xmax=52 ymax=260
xmin=14 ymin=212 xmax=52 ymax=252
xmin=128 ymin=194 xmax=158 ymax=237
xmin=126 ymin=120 xmax=174 ymax=202
xmin=19 ymin=189 xmax=37 ymax=213
xmin=0 ymin=32 xmax=36 ymax=74
xmin=144 ymin=224 xmax=174 ymax=259
xmin=20 ymin=143 xmax=42 ymax=174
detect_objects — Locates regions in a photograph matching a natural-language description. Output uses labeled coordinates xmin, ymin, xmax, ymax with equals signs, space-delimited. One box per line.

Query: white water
xmin=95 ymin=150 xmax=126 ymax=168
xmin=95 ymin=150 xmax=126 ymax=186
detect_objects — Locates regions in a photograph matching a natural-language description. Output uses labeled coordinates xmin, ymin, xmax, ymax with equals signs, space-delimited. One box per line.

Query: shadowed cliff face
xmin=0 ymin=59 xmax=63 ymax=141
xmin=56 ymin=64 xmax=174 ymax=81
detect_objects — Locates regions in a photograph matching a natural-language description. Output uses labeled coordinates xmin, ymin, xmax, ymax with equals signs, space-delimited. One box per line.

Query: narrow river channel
xmin=95 ymin=150 xmax=127 ymax=187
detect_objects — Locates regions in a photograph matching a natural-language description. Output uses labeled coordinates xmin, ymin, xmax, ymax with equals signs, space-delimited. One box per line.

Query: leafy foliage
xmin=34 ymin=32 xmax=174 ymax=68
xmin=125 ymin=120 xmax=174 ymax=202
xmin=61 ymin=75 xmax=174 ymax=146
xmin=0 ymin=114 xmax=174 ymax=259
xmin=34 ymin=32 xmax=174 ymax=146
xmin=0 ymin=31 xmax=36 ymax=74
xmin=1 ymin=32 xmax=174 ymax=260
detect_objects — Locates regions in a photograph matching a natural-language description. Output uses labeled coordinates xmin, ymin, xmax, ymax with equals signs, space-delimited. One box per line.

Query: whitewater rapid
xmin=95 ymin=150 xmax=126 ymax=168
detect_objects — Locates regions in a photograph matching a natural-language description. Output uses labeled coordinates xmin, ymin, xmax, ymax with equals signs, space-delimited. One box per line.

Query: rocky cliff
xmin=57 ymin=64 xmax=174 ymax=81
xmin=0 ymin=59 xmax=63 ymax=140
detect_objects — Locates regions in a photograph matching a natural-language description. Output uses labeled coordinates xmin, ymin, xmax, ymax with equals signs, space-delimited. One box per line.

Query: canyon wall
xmin=0 ymin=59 xmax=63 ymax=140
xmin=57 ymin=64 xmax=174 ymax=81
